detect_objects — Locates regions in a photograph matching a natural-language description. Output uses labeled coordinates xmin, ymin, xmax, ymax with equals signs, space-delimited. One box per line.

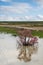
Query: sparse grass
xmin=0 ymin=27 xmax=18 ymax=36
xmin=0 ymin=27 xmax=43 ymax=38
xmin=32 ymin=30 xmax=43 ymax=38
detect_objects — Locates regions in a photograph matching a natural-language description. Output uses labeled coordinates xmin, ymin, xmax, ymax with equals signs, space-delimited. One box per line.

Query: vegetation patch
xmin=0 ymin=27 xmax=18 ymax=36
xmin=32 ymin=30 xmax=43 ymax=38
xmin=0 ymin=27 xmax=43 ymax=38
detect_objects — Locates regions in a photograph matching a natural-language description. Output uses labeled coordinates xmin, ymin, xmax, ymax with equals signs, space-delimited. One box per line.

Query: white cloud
xmin=0 ymin=0 xmax=11 ymax=2
xmin=0 ymin=3 xmax=33 ymax=21
xmin=0 ymin=2 xmax=43 ymax=21
xmin=37 ymin=15 xmax=43 ymax=20
xmin=34 ymin=0 xmax=43 ymax=3
xmin=0 ymin=14 xmax=34 ymax=21
xmin=0 ymin=15 xmax=14 ymax=21
xmin=34 ymin=0 xmax=43 ymax=7
xmin=24 ymin=16 xmax=32 ymax=20
xmin=0 ymin=3 xmax=32 ymax=14
xmin=37 ymin=0 xmax=43 ymax=3
xmin=1 ymin=15 xmax=43 ymax=21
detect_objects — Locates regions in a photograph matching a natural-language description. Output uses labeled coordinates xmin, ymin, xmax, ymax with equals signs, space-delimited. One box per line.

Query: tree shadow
xmin=17 ymin=43 xmax=38 ymax=62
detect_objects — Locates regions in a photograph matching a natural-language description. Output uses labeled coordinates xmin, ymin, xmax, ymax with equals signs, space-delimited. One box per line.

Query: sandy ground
xmin=0 ymin=25 xmax=43 ymax=30
xmin=0 ymin=33 xmax=43 ymax=65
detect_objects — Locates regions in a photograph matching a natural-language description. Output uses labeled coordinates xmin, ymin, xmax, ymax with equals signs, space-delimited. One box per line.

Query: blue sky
xmin=0 ymin=0 xmax=43 ymax=21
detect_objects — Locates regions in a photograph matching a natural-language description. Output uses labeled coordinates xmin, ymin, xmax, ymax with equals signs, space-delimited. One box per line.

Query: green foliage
xmin=0 ymin=27 xmax=18 ymax=36
xmin=32 ymin=30 xmax=43 ymax=38
xmin=0 ymin=27 xmax=43 ymax=37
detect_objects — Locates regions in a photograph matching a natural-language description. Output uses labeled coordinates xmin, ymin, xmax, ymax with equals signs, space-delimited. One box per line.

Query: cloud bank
xmin=0 ymin=0 xmax=43 ymax=21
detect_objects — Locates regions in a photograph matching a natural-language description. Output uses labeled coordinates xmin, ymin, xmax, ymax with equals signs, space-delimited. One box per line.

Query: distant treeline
xmin=0 ymin=21 xmax=43 ymax=23
xmin=0 ymin=21 xmax=43 ymax=27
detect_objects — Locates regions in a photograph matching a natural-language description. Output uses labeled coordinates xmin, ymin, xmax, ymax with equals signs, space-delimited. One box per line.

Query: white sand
xmin=0 ymin=33 xmax=43 ymax=65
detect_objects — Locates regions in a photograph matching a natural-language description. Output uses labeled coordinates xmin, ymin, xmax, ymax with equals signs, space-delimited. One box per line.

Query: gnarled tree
xmin=17 ymin=29 xmax=33 ymax=45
